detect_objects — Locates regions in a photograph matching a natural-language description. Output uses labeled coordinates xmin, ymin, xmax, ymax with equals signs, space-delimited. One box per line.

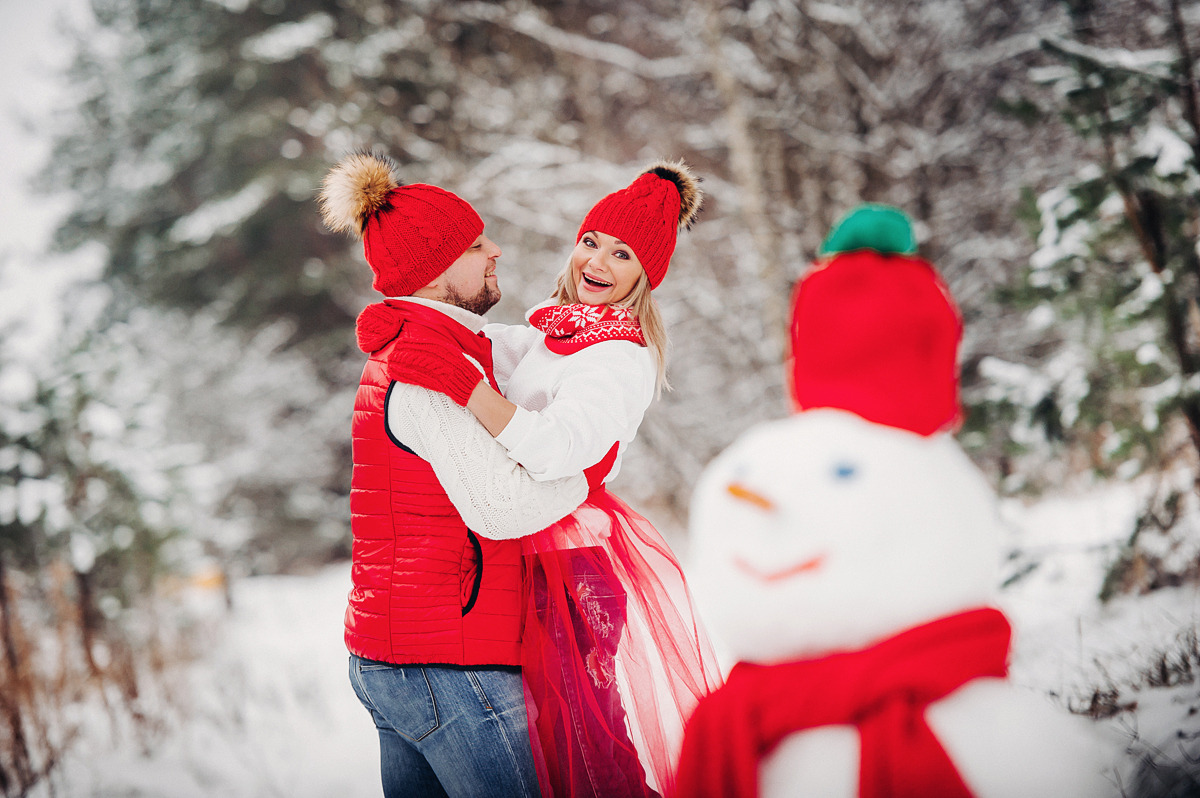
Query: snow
xmin=0 ymin=0 xmax=103 ymax=361
xmin=39 ymin=566 xmax=380 ymax=798
xmin=169 ymin=179 xmax=274 ymax=245
xmin=1039 ymin=36 xmax=1176 ymax=81
xmin=2 ymin=1 xmax=1197 ymax=794
xmin=241 ymin=12 xmax=335 ymax=62
xmin=1031 ymin=186 xmax=1092 ymax=271
xmin=1118 ymin=269 xmax=1166 ymax=318
xmin=1136 ymin=123 xmax=1193 ymax=178
xmin=0 ymin=4 xmax=69 ymax=254
xmin=20 ymin=479 xmax=1191 ymax=796
xmin=977 ymin=350 xmax=1091 ymax=438
xmin=999 ymin=482 xmax=1200 ymax=791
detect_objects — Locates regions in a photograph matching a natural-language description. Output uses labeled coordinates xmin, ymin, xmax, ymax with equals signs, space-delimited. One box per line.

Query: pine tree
xmin=995 ymin=2 xmax=1199 ymax=476
xmin=0 ymin=305 xmax=187 ymax=794
xmin=41 ymin=0 xmax=515 ymax=564
xmin=41 ymin=0 xmax=1113 ymax=533
xmin=991 ymin=0 xmax=1200 ymax=596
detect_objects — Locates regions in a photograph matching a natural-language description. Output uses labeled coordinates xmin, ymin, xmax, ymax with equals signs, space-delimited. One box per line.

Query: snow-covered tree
xmin=984 ymin=0 xmax=1200 ymax=595
xmin=1000 ymin=9 xmax=1197 ymax=476
xmin=0 ymin=274 xmax=192 ymax=794
xmin=40 ymin=0 xmax=1147 ymax=537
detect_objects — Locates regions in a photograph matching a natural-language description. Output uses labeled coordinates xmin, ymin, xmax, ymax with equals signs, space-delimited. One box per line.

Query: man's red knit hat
xmin=578 ymin=160 xmax=703 ymax=289
xmin=319 ymin=152 xmax=484 ymax=297
xmin=789 ymin=204 xmax=963 ymax=436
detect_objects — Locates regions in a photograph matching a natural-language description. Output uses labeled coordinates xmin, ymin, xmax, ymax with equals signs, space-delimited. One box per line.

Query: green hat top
xmin=818 ymin=203 xmax=917 ymax=257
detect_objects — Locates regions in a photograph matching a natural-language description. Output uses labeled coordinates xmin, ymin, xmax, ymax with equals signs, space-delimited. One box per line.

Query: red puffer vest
xmin=345 ymin=301 xmax=524 ymax=667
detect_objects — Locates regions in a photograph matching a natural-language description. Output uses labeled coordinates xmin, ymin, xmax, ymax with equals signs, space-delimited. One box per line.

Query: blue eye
xmin=832 ymin=462 xmax=858 ymax=480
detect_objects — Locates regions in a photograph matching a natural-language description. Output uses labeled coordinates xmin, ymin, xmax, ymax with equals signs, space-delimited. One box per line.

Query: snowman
xmin=676 ymin=206 xmax=1117 ymax=798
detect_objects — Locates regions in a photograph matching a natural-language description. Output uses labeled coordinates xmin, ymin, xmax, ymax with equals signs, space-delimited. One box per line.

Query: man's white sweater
xmin=383 ymin=297 xmax=589 ymax=540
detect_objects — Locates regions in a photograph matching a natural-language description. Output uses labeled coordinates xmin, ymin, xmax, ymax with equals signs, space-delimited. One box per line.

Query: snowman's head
xmin=689 ymin=409 xmax=1001 ymax=664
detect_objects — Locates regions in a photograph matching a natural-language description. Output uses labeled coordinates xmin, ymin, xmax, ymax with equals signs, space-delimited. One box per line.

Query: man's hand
xmin=388 ymin=336 xmax=484 ymax=406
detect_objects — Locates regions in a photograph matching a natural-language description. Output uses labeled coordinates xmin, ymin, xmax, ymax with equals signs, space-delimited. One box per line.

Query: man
xmin=320 ymin=151 xmax=590 ymax=798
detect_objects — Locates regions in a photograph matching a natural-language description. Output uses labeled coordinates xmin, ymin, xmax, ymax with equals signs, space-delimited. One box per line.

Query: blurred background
xmin=3 ymin=0 xmax=1200 ymax=795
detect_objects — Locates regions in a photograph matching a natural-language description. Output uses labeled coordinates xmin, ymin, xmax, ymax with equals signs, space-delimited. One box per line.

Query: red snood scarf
xmin=676 ymin=608 xmax=1011 ymax=798
xmin=356 ymin=298 xmax=498 ymax=391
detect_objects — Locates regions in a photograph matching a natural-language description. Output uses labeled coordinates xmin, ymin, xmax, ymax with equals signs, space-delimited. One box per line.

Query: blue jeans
xmin=349 ymin=656 xmax=542 ymax=798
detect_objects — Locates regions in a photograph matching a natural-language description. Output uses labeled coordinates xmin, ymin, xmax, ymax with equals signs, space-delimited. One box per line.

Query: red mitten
xmin=388 ymin=336 xmax=483 ymax=406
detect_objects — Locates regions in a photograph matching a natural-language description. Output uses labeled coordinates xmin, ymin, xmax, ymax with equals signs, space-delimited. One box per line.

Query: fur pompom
xmin=645 ymin=159 xmax=703 ymax=230
xmin=319 ymin=151 xmax=401 ymax=237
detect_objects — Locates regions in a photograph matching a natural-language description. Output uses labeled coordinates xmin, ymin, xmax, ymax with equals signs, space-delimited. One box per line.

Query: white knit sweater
xmin=484 ymin=313 xmax=656 ymax=483
xmin=383 ymin=297 xmax=589 ymax=541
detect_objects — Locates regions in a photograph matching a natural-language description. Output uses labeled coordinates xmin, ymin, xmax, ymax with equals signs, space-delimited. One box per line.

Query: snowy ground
xmin=39 ymin=566 xmax=381 ymax=798
xmin=24 ymin=482 xmax=1198 ymax=797
xmin=998 ymin=483 xmax=1200 ymax=795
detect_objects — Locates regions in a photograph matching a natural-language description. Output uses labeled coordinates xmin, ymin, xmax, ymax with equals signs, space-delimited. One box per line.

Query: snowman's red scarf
xmin=676 ymin=607 xmax=1011 ymax=798
xmin=528 ymin=303 xmax=645 ymax=354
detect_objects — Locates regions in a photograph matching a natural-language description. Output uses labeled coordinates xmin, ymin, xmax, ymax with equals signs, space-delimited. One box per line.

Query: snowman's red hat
xmin=788 ymin=204 xmax=963 ymax=436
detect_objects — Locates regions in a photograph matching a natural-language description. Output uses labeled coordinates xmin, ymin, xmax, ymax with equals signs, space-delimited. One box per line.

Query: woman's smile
xmin=581 ymin=272 xmax=614 ymax=290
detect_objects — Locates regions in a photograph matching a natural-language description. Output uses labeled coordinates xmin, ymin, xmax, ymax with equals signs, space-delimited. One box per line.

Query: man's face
xmin=438 ymin=234 xmax=502 ymax=315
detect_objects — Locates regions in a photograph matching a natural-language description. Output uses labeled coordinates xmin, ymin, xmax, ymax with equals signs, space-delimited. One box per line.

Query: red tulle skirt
xmin=521 ymin=488 xmax=724 ymax=798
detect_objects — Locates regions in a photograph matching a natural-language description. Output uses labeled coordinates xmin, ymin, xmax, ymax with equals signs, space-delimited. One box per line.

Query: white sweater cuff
xmin=496 ymin=405 xmax=538 ymax=454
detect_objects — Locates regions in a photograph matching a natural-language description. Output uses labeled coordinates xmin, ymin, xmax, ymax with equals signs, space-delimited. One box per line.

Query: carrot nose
xmin=726 ymin=482 xmax=776 ymax=512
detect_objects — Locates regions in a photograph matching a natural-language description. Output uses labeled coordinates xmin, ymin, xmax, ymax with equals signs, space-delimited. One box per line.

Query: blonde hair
xmin=551 ymin=261 xmax=671 ymax=394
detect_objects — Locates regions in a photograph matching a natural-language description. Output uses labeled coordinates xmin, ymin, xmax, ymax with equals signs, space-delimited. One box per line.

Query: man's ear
xmin=411 ymin=275 xmax=444 ymax=299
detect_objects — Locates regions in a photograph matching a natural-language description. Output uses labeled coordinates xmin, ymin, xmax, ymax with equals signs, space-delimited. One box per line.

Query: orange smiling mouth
xmin=734 ymin=554 xmax=826 ymax=582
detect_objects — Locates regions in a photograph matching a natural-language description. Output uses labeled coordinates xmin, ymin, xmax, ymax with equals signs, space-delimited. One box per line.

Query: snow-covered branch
xmin=1040 ymin=36 xmax=1176 ymax=83
xmin=449 ymin=2 xmax=699 ymax=80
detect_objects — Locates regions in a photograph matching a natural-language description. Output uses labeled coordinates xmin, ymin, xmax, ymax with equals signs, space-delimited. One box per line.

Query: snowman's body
xmin=689 ymin=409 xmax=1116 ymax=798
xmin=759 ymin=679 xmax=1109 ymax=798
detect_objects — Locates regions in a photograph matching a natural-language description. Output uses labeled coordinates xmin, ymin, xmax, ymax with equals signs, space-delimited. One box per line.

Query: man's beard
xmin=445 ymin=282 xmax=501 ymax=316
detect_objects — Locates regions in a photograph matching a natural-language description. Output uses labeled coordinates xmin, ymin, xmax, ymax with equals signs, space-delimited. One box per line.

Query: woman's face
xmin=570 ymin=230 xmax=644 ymax=306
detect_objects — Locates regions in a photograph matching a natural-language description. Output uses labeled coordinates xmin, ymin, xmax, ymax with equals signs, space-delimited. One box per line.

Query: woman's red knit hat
xmin=789 ymin=204 xmax=963 ymax=437
xmin=319 ymin=152 xmax=484 ymax=297
xmin=577 ymin=160 xmax=703 ymax=289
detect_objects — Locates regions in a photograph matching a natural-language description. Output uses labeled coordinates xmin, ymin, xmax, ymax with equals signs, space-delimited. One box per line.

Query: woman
xmin=397 ymin=161 xmax=723 ymax=798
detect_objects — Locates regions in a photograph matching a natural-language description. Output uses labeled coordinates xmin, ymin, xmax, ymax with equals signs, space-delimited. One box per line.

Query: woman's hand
xmin=466 ymin=381 xmax=518 ymax=437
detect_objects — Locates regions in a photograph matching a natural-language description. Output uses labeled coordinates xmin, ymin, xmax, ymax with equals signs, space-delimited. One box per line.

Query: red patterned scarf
xmin=528 ymin=303 xmax=645 ymax=354
xmin=676 ymin=608 xmax=1011 ymax=798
